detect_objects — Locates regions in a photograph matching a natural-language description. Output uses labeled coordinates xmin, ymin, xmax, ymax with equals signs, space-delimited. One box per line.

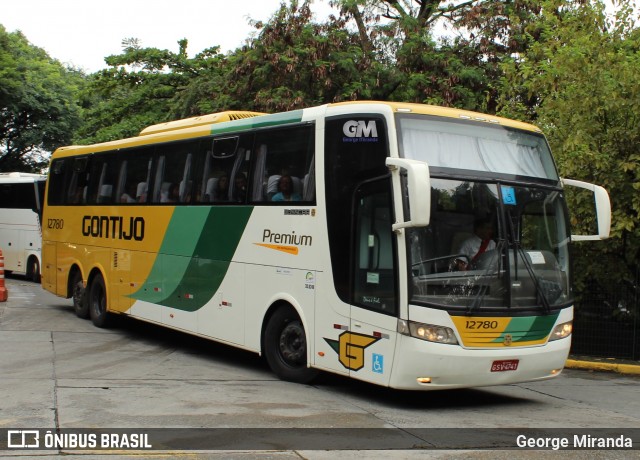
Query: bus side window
xmin=153 ymin=140 xmax=199 ymax=204
xmin=252 ymin=124 xmax=315 ymax=203
xmin=47 ymin=159 xmax=67 ymax=206
xmin=201 ymin=134 xmax=253 ymax=204
xmin=87 ymin=156 xmax=118 ymax=205
xmin=353 ymin=180 xmax=397 ymax=315
xmin=67 ymin=157 xmax=89 ymax=204
xmin=117 ymin=148 xmax=153 ymax=204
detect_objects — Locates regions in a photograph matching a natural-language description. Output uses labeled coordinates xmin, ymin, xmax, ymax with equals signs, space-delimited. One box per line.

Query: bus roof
xmin=328 ymin=101 xmax=542 ymax=133
xmin=0 ymin=172 xmax=47 ymax=182
xmin=139 ymin=111 xmax=265 ymax=136
xmin=51 ymin=101 xmax=543 ymax=159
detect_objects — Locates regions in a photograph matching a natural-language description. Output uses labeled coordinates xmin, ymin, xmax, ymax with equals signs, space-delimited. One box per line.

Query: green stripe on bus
xmin=210 ymin=110 xmax=304 ymax=135
xmin=130 ymin=206 xmax=253 ymax=311
xmin=492 ymin=313 xmax=560 ymax=343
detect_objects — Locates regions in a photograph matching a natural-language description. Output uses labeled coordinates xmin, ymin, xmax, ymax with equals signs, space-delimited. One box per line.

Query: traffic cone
xmin=0 ymin=249 xmax=7 ymax=302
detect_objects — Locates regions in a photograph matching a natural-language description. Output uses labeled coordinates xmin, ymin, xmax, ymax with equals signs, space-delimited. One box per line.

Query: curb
xmin=565 ymin=358 xmax=640 ymax=376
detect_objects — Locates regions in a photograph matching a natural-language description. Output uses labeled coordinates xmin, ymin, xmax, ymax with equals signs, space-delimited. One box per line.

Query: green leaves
xmin=495 ymin=0 xmax=640 ymax=284
xmin=0 ymin=26 xmax=82 ymax=171
xmin=3 ymin=1 xmax=640 ymax=287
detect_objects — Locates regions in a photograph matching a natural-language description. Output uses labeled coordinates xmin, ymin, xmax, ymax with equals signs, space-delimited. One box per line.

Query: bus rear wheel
xmin=72 ymin=271 xmax=89 ymax=319
xmin=89 ymin=274 xmax=112 ymax=328
xmin=264 ymin=306 xmax=318 ymax=384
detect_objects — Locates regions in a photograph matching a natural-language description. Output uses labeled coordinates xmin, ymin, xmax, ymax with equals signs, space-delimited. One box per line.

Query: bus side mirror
xmin=386 ymin=157 xmax=431 ymax=231
xmin=561 ymin=178 xmax=611 ymax=241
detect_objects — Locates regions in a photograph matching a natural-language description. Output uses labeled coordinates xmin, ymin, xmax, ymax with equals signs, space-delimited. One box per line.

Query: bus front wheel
xmin=264 ymin=306 xmax=318 ymax=384
xmin=89 ymin=274 xmax=112 ymax=328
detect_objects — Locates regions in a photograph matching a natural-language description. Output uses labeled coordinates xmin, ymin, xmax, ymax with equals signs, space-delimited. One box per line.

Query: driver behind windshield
xmin=458 ymin=218 xmax=496 ymax=266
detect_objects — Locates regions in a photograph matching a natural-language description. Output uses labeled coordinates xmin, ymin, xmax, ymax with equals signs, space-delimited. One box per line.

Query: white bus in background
xmin=0 ymin=172 xmax=46 ymax=282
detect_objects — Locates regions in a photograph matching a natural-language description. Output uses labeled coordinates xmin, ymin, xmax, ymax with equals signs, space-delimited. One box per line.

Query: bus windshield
xmin=397 ymin=114 xmax=559 ymax=181
xmin=407 ymin=179 xmax=571 ymax=313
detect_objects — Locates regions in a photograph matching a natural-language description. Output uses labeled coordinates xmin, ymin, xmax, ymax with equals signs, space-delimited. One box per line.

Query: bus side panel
xmin=313 ymin=271 xmax=350 ymax=376
xmin=42 ymin=242 xmax=57 ymax=293
xmin=0 ymin=209 xmax=38 ymax=273
xmin=58 ymin=244 xmax=110 ymax=298
xmin=159 ymin=253 xmax=198 ymax=333
xmin=244 ymin=265 xmax=315 ymax=356
xmin=111 ymin=249 xmax=132 ymax=313
xmin=0 ymin=226 xmax=21 ymax=272
xmin=129 ymin=250 xmax=165 ymax=323
xmin=197 ymin=261 xmax=245 ymax=346
xmin=0 ymin=188 xmax=42 ymax=275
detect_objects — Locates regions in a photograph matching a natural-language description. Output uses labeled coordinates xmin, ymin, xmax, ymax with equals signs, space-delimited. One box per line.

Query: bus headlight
xmin=397 ymin=319 xmax=458 ymax=345
xmin=549 ymin=321 xmax=572 ymax=341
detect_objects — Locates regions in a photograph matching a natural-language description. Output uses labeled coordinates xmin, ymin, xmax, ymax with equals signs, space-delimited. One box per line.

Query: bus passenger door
xmin=348 ymin=180 xmax=398 ymax=386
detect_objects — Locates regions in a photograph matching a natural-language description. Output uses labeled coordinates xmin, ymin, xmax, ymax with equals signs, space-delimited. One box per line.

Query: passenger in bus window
xmin=168 ymin=183 xmax=180 ymax=202
xmin=214 ymin=175 xmax=229 ymax=201
xmin=162 ymin=183 xmax=180 ymax=203
xmin=120 ymin=184 xmax=137 ymax=203
xmin=234 ymin=173 xmax=247 ymax=202
xmin=272 ymin=175 xmax=301 ymax=202
xmin=70 ymin=187 xmax=84 ymax=204
xmin=136 ymin=182 xmax=148 ymax=202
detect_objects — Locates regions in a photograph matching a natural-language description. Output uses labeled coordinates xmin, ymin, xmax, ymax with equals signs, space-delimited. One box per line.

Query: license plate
xmin=491 ymin=359 xmax=519 ymax=372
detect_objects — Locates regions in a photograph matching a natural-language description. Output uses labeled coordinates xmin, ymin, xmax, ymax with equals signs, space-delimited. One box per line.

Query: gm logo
xmin=342 ymin=120 xmax=379 ymax=139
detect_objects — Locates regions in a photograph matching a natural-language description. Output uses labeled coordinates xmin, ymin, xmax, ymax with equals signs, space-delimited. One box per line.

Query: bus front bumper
xmin=388 ymin=334 xmax=570 ymax=390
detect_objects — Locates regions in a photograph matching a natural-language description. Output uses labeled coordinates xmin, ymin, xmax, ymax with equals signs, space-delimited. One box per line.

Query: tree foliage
xmin=2 ymin=0 xmax=640 ymax=291
xmin=73 ymin=38 xmax=206 ymax=144
xmin=496 ymin=0 xmax=640 ymax=286
xmin=0 ymin=25 xmax=82 ymax=171
xmin=171 ymin=0 xmax=396 ymax=115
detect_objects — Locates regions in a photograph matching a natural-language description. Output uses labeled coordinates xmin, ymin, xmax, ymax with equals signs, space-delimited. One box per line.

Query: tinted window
xmin=252 ymin=124 xmax=315 ymax=203
xmin=0 ymin=182 xmax=37 ymax=209
xmin=325 ymin=116 xmax=389 ymax=303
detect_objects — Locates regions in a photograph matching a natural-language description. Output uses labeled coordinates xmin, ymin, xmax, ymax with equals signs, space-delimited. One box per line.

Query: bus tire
xmin=28 ymin=257 xmax=41 ymax=283
xmin=89 ymin=273 xmax=112 ymax=328
xmin=72 ymin=271 xmax=89 ymax=319
xmin=264 ymin=305 xmax=318 ymax=384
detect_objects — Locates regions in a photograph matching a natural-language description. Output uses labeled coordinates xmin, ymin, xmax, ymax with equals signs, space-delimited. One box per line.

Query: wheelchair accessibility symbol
xmin=501 ymin=186 xmax=517 ymax=205
xmin=372 ymin=353 xmax=384 ymax=374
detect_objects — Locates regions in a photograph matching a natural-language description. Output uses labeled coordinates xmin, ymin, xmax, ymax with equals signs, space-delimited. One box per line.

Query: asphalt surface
xmin=1 ymin=276 xmax=639 ymax=459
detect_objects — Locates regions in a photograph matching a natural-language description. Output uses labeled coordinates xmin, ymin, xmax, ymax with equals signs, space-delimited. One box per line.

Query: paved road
xmin=1 ymin=276 xmax=639 ymax=458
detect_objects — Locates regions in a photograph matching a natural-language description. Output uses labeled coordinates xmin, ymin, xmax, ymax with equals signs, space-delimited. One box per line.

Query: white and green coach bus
xmin=41 ymin=101 xmax=610 ymax=390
